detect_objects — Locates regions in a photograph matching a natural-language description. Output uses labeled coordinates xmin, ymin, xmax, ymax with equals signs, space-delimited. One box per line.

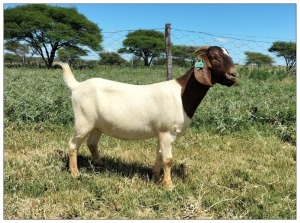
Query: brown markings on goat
xmin=162 ymin=157 xmax=173 ymax=189
xmin=69 ymin=149 xmax=79 ymax=177
xmin=194 ymin=53 xmax=213 ymax=87
xmin=176 ymin=68 xmax=211 ymax=119
xmin=205 ymin=46 xmax=239 ymax=86
xmin=176 ymin=46 xmax=239 ymax=119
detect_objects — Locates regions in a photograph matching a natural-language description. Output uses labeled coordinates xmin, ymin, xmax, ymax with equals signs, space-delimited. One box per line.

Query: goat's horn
xmin=194 ymin=46 xmax=209 ymax=54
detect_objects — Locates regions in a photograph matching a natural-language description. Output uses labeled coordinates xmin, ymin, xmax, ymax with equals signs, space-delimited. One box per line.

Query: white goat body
xmin=70 ymin=75 xmax=191 ymax=140
xmin=55 ymin=46 xmax=238 ymax=189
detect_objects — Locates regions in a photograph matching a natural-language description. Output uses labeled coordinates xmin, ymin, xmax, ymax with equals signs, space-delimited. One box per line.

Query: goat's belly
xmin=100 ymin=123 xmax=157 ymax=140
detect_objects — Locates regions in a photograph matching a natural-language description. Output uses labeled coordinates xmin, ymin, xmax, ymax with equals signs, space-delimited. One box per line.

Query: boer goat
xmin=55 ymin=46 xmax=239 ymax=189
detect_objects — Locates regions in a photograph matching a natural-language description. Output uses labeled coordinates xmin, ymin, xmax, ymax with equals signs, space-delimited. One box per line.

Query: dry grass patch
xmin=4 ymin=125 xmax=296 ymax=219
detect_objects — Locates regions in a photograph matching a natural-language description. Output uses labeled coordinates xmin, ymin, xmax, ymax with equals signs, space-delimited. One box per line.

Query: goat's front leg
xmin=153 ymin=147 xmax=162 ymax=183
xmin=68 ymin=131 xmax=89 ymax=177
xmin=155 ymin=132 xmax=175 ymax=189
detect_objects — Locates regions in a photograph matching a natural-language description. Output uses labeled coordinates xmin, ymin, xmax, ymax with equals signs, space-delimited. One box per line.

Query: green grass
xmin=4 ymin=66 xmax=296 ymax=219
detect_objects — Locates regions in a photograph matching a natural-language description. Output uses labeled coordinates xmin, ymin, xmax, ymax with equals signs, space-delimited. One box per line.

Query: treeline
xmin=4 ymin=4 xmax=296 ymax=71
xmin=4 ymin=52 xmax=196 ymax=69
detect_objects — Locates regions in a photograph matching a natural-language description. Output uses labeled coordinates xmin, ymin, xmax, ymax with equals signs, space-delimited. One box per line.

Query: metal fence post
xmin=165 ymin=23 xmax=172 ymax=80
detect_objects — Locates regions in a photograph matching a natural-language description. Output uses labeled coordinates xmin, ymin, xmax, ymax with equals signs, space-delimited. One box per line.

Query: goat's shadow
xmin=61 ymin=153 xmax=187 ymax=182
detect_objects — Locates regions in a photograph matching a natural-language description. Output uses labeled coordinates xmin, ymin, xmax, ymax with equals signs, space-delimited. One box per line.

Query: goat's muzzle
xmin=224 ymin=72 xmax=239 ymax=86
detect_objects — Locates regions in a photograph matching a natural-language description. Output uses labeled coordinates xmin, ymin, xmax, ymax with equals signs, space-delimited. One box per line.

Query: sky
xmin=66 ymin=3 xmax=296 ymax=40
xmin=2 ymin=2 xmax=297 ymax=65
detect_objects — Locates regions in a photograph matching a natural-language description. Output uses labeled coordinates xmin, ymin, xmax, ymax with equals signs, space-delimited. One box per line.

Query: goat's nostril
xmin=230 ymin=72 xmax=239 ymax=78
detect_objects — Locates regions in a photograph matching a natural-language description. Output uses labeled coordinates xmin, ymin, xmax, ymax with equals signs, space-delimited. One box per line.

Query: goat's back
xmin=70 ymin=78 xmax=191 ymax=140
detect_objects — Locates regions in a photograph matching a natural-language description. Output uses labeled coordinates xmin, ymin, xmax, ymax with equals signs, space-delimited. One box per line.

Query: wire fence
xmin=99 ymin=26 xmax=292 ymax=66
xmin=4 ymin=25 xmax=295 ymax=67
xmin=171 ymin=28 xmax=283 ymax=66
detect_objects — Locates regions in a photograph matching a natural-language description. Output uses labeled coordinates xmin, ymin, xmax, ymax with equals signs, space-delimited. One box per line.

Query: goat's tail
xmin=53 ymin=62 xmax=79 ymax=90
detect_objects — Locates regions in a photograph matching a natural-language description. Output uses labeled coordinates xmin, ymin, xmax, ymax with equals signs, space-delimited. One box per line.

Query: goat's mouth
xmin=220 ymin=77 xmax=238 ymax=86
xmin=224 ymin=79 xmax=239 ymax=86
xmin=222 ymin=72 xmax=238 ymax=86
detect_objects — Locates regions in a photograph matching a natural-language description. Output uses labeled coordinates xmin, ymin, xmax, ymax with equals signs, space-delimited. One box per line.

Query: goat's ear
xmin=194 ymin=46 xmax=209 ymax=54
xmin=194 ymin=53 xmax=213 ymax=87
xmin=198 ymin=53 xmax=212 ymax=68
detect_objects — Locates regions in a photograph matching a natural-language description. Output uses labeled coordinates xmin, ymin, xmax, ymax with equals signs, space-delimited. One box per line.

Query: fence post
xmin=165 ymin=23 xmax=172 ymax=80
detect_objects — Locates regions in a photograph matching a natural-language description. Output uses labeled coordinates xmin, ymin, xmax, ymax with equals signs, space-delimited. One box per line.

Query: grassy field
xmin=3 ymin=66 xmax=296 ymax=219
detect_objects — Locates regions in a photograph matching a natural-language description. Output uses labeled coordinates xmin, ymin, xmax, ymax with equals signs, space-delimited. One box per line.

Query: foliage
xmin=172 ymin=45 xmax=197 ymax=67
xmin=99 ymin=52 xmax=128 ymax=66
xmin=118 ymin=29 xmax=165 ymax=66
xmin=4 ymin=69 xmax=72 ymax=125
xmin=57 ymin=47 xmax=88 ymax=65
xmin=4 ymin=4 xmax=103 ymax=68
xmin=268 ymin=41 xmax=296 ymax=71
xmin=244 ymin=51 xmax=274 ymax=67
xmin=4 ymin=53 xmax=22 ymax=64
xmin=4 ymin=41 xmax=33 ymax=65
xmin=4 ymin=66 xmax=296 ymax=145
xmin=192 ymin=73 xmax=296 ymax=145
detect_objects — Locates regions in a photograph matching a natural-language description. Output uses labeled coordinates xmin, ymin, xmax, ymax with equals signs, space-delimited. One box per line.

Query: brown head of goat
xmin=193 ymin=46 xmax=239 ymax=87
xmin=177 ymin=46 xmax=239 ymax=119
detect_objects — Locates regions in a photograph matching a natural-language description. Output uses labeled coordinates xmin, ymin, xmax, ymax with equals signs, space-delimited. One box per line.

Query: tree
xmin=245 ymin=51 xmax=274 ymax=67
xmin=4 ymin=4 xmax=102 ymax=68
xmin=118 ymin=29 xmax=165 ymax=66
xmin=172 ymin=45 xmax=197 ymax=67
xmin=99 ymin=52 xmax=128 ymax=66
xmin=4 ymin=41 xmax=31 ymax=65
xmin=131 ymin=56 xmax=144 ymax=67
xmin=268 ymin=41 xmax=296 ymax=71
xmin=57 ymin=47 xmax=88 ymax=65
xmin=4 ymin=53 xmax=20 ymax=65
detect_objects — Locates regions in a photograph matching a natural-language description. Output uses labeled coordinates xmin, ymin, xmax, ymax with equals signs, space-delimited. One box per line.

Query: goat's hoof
xmin=70 ymin=170 xmax=80 ymax=178
xmin=92 ymin=160 xmax=101 ymax=167
xmin=153 ymin=174 xmax=161 ymax=183
xmin=162 ymin=181 xmax=174 ymax=189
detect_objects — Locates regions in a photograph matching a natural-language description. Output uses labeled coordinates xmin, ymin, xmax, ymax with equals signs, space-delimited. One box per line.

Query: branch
xmin=42 ymin=42 xmax=50 ymax=60
xmin=23 ymin=38 xmax=43 ymax=57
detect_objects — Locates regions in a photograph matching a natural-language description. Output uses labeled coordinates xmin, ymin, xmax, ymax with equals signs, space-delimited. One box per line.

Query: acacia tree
xmin=4 ymin=4 xmax=103 ymax=68
xmin=57 ymin=47 xmax=87 ymax=65
xmin=118 ymin=29 xmax=165 ymax=66
xmin=245 ymin=51 xmax=274 ymax=67
xmin=4 ymin=41 xmax=31 ymax=65
xmin=99 ymin=52 xmax=128 ymax=66
xmin=172 ymin=45 xmax=198 ymax=67
xmin=268 ymin=41 xmax=296 ymax=71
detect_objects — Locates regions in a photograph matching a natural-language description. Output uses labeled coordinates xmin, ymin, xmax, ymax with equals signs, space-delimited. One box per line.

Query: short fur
xmin=55 ymin=46 xmax=238 ymax=189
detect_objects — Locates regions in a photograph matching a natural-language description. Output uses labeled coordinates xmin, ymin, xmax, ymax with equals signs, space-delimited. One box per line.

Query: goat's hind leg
xmin=86 ymin=129 xmax=102 ymax=166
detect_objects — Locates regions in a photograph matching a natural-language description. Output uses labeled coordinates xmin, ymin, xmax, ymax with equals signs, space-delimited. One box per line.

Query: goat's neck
xmin=176 ymin=68 xmax=211 ymax=119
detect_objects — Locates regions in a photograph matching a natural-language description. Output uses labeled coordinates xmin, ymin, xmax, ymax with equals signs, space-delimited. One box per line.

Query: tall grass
xmin=4 ymin=66 xmax=296 ymax=144
xmin=3 ymin=66 xmax=296 ymax=219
